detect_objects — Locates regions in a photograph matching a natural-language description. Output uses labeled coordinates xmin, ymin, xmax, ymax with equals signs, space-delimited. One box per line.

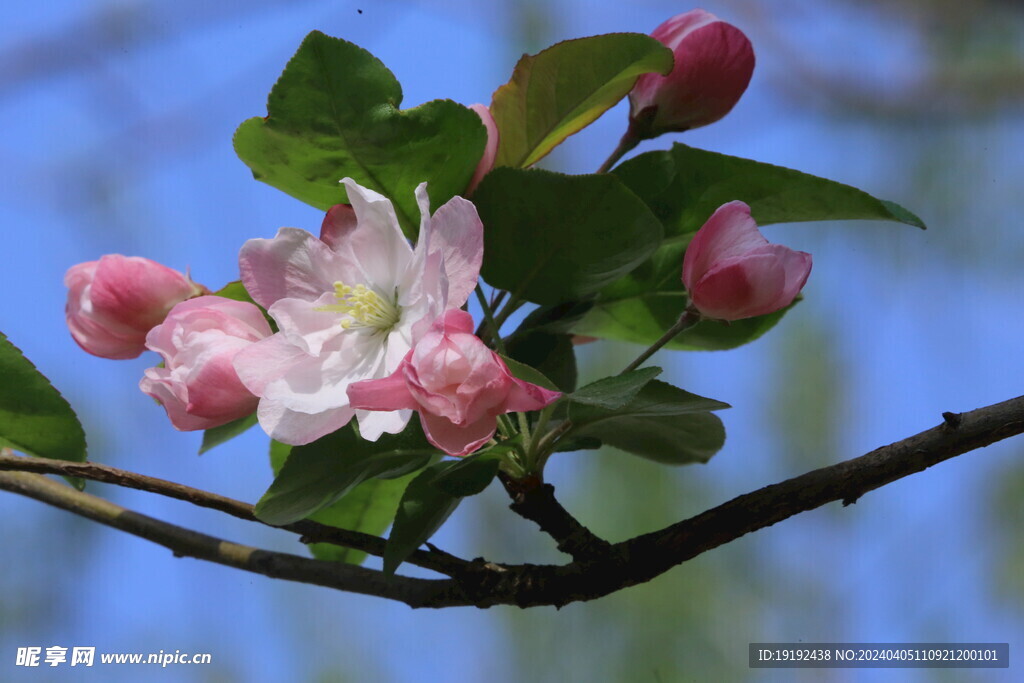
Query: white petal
xmin=355 ymin=409 xmax=413 ymax=441
xmin=339 ymin=178 xmax=414 ymax=289
xmin=268 ymin=293 xmax=343 ymax=357
xmin=256 ymin=399 xmax=355 ymax=446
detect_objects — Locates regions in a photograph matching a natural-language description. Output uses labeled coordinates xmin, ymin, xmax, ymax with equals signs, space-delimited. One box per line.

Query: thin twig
xmin=0 ymin=469 xmax=455 ymax=606
xmin=0 ymin=452 xmax=468 ymax=576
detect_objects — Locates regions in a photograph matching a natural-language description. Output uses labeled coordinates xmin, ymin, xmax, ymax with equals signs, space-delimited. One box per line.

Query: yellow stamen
xmin=315 ymin=281 xmax=401 ymax=332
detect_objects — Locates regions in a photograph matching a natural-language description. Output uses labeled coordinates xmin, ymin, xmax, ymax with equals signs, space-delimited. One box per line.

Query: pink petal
xmin=239 ymin=227 xmax=347 ymax=309
xmin=347 ymin=364 xmax=419 ymax=413
xmin=658 ymin=21 xmax=754 ymax=129
xmin=419 ymin=412 xmax=497 ymax=457
xmin=319 ymin=203 xmax=358 ymax=251
xmin=232 ymin=333 xmax=312 ymax=397
xmin=466 ymin=104 xmax=499 ymax=195
xmin=140 ymin=368 xmax=224 ymax=431
xmin=690 ymin=245 xmax=811 ymax=320
xmin=630 ymin=9 xmax=755 ymax=134
xmin=88 ymin=255 xmax=198 ymax=329
xmin=424 ymin=196 xmax=484 ymax=309
xmin=180 ymin=341 xmax=258 ymax=421
xmin=650 ymin=9 xmax=718 ymax=50
xmin=503 ymin=373 xmax=563 ymax=413
xmin=683 ymin=201 xmax=764 ymax=289
xmin=146 ymin=297 xmax=270 ymax=360
xmin=67 ymin=311 xmax=144 ymax=359
xmin=435 ymin=309 xmax=475 ymax=335
xmin=779 ymin=247 xmax=813 ymax=305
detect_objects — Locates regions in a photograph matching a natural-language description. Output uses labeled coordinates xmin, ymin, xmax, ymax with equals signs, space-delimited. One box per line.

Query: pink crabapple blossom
xmin=682 ymin=200 xmax=812 ymax=321
xmin=231 ymin=178 xmax=484 ymax=446
xmin=629 ymin=9 xmax=755 ymax=138
xmin=139 ymin=296 xmax=272 ymax=431
xmin=348 ymin=310 xmax=562 ymax=457
xmin=64 ymin=254 xmax=205 ymax=359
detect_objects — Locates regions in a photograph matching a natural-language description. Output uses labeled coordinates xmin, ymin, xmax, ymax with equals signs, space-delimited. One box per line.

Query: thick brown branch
xmin=0 ymin=453 xmax=467 ymax=576
xmin=499 ymin=473 xmax=612 ymax=560
xmin=3 ymin=394 xmax=1023 ymax=608
xmin=453 ymin=394 xmax=1024 ymax=607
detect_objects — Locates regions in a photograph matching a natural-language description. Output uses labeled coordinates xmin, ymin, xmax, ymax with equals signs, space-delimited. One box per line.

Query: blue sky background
xmin=2 ymin=1 xmax=1023 ymax=681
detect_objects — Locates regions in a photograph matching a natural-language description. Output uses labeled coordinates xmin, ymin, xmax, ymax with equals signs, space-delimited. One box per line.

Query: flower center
xmin=316 ymin=282 xmax=401 ymax=332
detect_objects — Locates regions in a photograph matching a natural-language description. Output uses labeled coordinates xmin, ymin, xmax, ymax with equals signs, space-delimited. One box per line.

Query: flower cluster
xmin=61 ymin=9 xmax=811 ymax=459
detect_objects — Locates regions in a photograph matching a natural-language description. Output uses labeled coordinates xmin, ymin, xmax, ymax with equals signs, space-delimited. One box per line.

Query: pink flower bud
xmin=629 ymin=9 xmax=754 ymax=138
xmin=466 ymin=104 xmax=499 ymax=195
xmin=348 ymin=310 xmax=561 ymax=457
xmin=140 ymin=296 xmax=272 ymax=431
xmin=682 ymin=201 xmax=811 ymax=321
xmin=65 ymin=255 xmax=204 ymax=359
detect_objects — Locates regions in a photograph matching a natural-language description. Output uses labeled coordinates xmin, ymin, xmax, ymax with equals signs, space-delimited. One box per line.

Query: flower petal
xmin=423 ymin=196 xmax=484 ymax=308
xmin=319 ymin=203 xmax=358 ymax=251
xmin=466 ymin=104 xmax=499 ymax=195
xmin=355 ymin=409 xmax=414 ymax=441
xmin=339 ymin=178 xmax=414 ymax=288
xmin=239 ymin=227 xmax=349 ymax=309
xmin=88 ymin=255 xmax=199 ymax=329
xmin=682 ymin=201 xmax=765 ymax=290
xmin=347 ymin=365 xmax=419 ymax=412
xmin=256 ymin=399 xmax=355 ymax=446
xmin=267 ymin=292 xmax=343 ymax=357
xmin=419 ymin=411 xmax=496 ymax=457
xmin=232 ymin=333 xmax=312 ymax=397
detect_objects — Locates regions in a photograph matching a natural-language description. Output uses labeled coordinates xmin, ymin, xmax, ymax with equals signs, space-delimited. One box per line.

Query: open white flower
xmin=232 ymin=178 xmax=484 ymax=445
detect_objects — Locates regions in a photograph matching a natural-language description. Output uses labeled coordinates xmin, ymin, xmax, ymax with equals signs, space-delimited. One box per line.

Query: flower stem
xmin=474 ymin=285 xmax=508 ymax=354
xmin=596 ymin=128 xmax=641 ymax=174
xmin=528 ymin=307 xmax=702 ymax=467
xmin=524 ymin=404 xmax=555 ymax=472
xmin=620 ymin=307 xmax=701 ymax=375
xmin=497 ymin=414 xmax=515 ymax=439
xmin=491 ymin=294 xmax=524 ymax=332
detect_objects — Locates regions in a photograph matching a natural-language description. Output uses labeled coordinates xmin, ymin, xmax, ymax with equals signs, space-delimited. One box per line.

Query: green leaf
xmin=553 ymin=434 xmax=602 ymax=453
xmin=499 ymin=354 xmax=559 ymax=392
xmin=506 ymin=331 xmax=577 ymax=393
xmin=269 ymin=438 xmax=291 ymax=474
xmin=268 ymin=439 xmax=419 ymax=565
xmin=476 ymin=167 xmax=663 ymax=305
xmin=515 ymin=300 xmax=596 ymax=336
xmin=568 ymin=380 xmax=729 ymax=465
xmin=199 ymin=414 xmax=258 ymax=455
xmin=306 ymin=471 xmax=420 ymax=565
xmin=0 ymin=333 xmax=87 ymax=485
xmin=429 ymin=452 xmax=501 ymax=497
xmin=571 ymin=241 xmax=800 ymax=351
xmin=491 ymin=33 xmax=672 ymax=168
xmin=385 ymin=462 xmax=462 ymax=575
xmin=613 ymin=143 xmax=927 ymax=238
xmin=569 ymin=367 xmax=662 ymax=410
xmin=235 ymin=31 xmax=486 ymax=236
xmin=254 ymin=423 xmax=436 ymax=526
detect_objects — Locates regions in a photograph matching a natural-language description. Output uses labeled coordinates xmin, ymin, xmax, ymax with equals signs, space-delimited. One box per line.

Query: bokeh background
xmin=2 ymin=0 xmax=1023 ymax=680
